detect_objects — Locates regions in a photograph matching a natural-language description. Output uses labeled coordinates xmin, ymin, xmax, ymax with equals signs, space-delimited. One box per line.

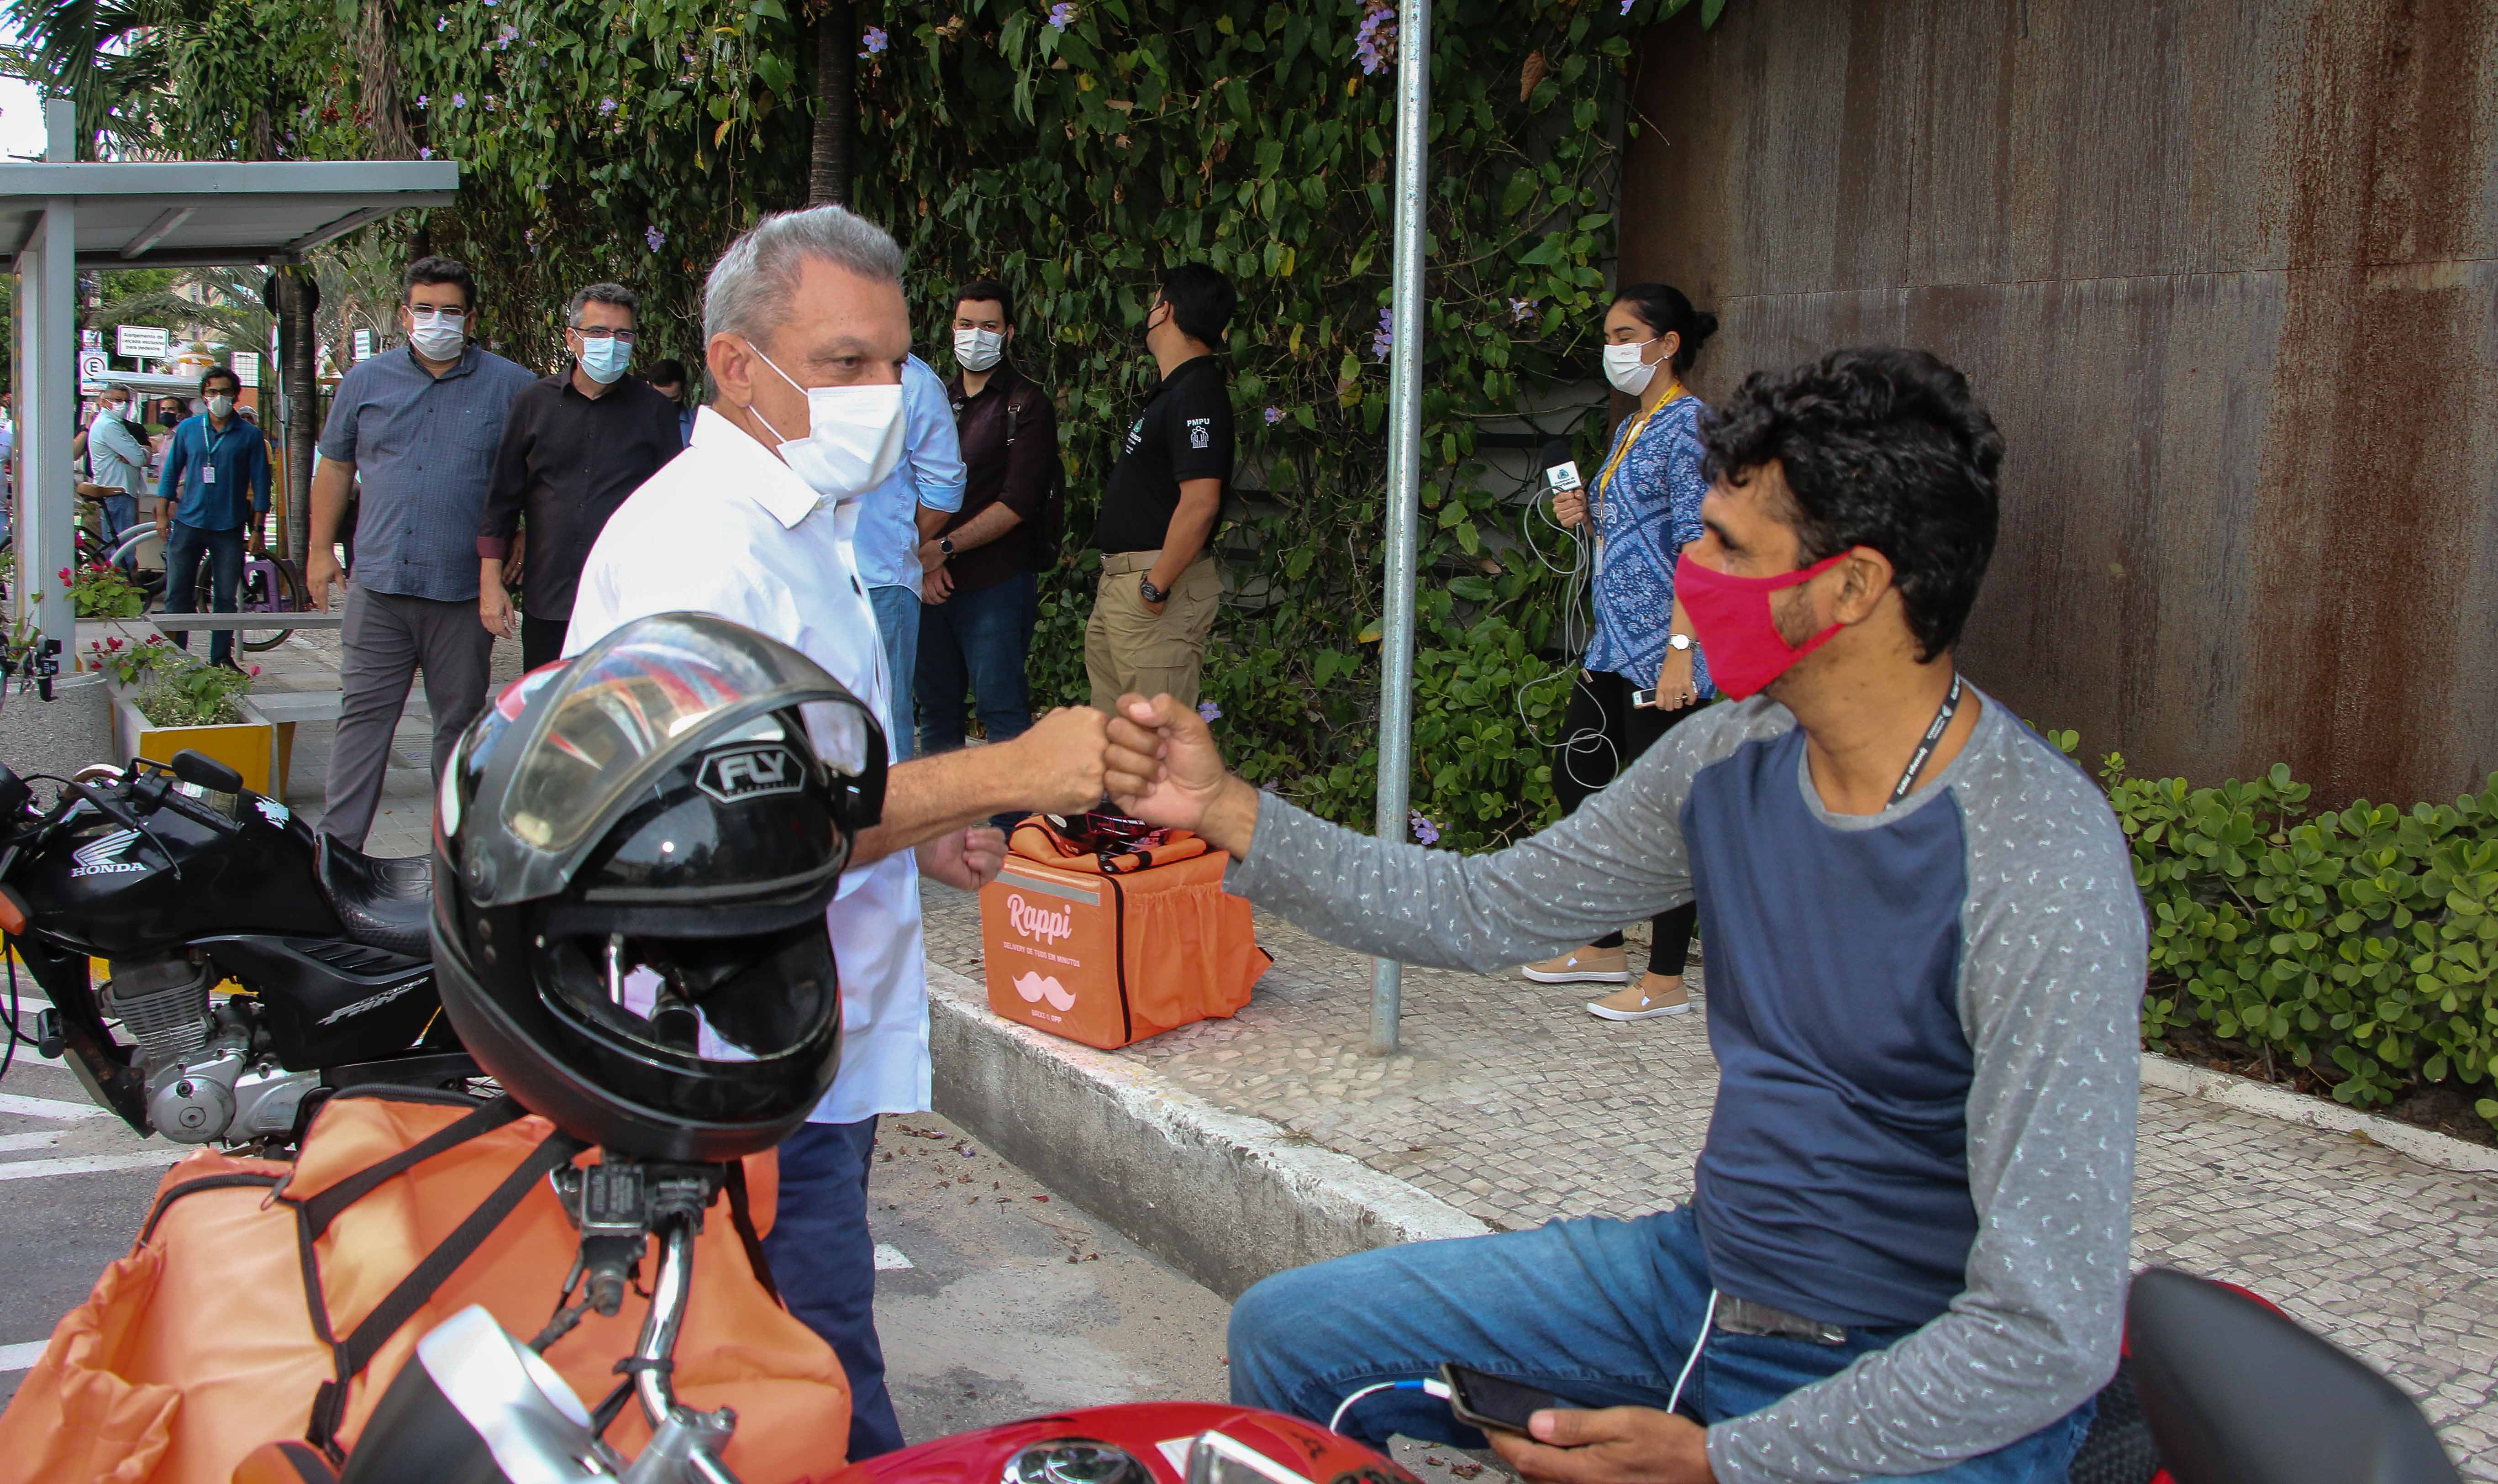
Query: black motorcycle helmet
xmin=431 ymin=613 xmax=886 ymax=1162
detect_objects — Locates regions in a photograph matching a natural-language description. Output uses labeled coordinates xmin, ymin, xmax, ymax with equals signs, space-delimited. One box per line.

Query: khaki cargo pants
xmin=1085 ymin=551 xmax=1221 ymax=713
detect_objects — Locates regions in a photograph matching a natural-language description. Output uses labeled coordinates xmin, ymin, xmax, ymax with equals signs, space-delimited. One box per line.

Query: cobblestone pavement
xmin=921 ymin=884 xmax=2498 ymax=1473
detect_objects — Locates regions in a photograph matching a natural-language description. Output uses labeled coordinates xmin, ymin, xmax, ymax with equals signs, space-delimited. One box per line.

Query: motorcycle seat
xmin=315 ymin=838 xmax=434 ymax=960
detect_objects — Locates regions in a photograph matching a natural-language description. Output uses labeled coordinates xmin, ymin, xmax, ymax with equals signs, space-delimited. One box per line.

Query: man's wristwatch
xmin=1667 ymin=632 xmax=1695 ymax=653
xmin=1139 ymin=574 xmax=1170 ymax=605
xmin=937 ymin=536 xmax=956 ymax=557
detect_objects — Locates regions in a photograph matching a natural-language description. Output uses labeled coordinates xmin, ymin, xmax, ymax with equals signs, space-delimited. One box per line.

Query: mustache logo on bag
xmin=1006 ymin=892 xmax=1073 ymax=946
xmin=1013 ymin=971 xmax=1078 ymax=1013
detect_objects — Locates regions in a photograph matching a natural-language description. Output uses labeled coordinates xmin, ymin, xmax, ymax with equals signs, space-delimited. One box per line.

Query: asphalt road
xmin=0 ymin=1018 xmax=1495 ymax=1479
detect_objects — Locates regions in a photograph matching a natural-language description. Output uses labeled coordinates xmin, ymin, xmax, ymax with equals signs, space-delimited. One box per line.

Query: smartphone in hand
xmin=1631 ymin=687 xmax=1659 ymax=709
xmin=1440 ymin=1363 xmax=1583 ymax=1436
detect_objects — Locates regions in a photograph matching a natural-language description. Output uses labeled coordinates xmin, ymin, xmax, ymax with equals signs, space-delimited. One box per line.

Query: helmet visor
xmin=466 ymin=612 xmax=883 ymax=907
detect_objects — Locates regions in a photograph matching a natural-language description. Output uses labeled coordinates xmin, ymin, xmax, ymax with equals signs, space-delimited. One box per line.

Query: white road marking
xmin=0 ymin=1092 xmax=112 ymax=1120
xmin=0 ymin=1149 xmax=183 ymax=1180
xmin=873 ymin=1243 xmax=914 ymax=1271
xmin=0 ymin=1132 xmax=63 ymax=1153
xmin=0 ymin=1341 xmax=47 ymax=1374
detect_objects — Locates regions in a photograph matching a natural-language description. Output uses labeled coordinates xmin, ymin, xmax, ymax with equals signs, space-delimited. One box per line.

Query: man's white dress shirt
xmin=565 ymin=406 xmax=928 ymax=1125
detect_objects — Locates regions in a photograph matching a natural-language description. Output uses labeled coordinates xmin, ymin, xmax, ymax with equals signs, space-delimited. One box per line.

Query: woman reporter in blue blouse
xmin=1529 ymin=283 xmax=1719 ymax=1021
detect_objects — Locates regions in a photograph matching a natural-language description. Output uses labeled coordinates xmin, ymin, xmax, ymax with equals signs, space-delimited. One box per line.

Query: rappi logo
xmin=1013 ymin=971 xmax=1079 ymax=1013
xmin=1005 ymin=892 xmax=1073 ymax=947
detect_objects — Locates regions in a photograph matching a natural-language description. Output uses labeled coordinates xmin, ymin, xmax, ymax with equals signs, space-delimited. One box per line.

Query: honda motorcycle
xmin=0 ymin=748 xmax=467 ymax=1145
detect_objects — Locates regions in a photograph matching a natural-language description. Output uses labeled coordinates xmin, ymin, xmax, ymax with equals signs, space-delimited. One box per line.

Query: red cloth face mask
xmin=1673 ymin=550 xmax=1852 ymax=700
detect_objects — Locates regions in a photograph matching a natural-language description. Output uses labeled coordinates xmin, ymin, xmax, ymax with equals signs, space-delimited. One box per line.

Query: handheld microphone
xmin=1539 ymin=437 xmax=1582 ymax=496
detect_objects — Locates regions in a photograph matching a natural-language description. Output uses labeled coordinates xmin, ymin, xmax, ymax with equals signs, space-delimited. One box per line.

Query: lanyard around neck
xmin=1592 ymin=384 xmax=1686 ymax=504
xmin=1890 ymin=672 xmax=1964 ymax=807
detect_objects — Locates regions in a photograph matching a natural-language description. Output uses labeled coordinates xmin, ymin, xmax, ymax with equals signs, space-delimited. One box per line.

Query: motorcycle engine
xmin=101 ymin=956 xmax=316 ymax=1144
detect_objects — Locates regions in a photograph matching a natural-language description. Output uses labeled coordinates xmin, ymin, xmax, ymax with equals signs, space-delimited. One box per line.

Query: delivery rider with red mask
xmin=1100 ymin=347 xmax=2149 ymax=1484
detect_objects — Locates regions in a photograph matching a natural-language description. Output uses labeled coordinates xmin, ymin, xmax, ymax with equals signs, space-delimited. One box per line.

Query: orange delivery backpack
xmin=979 ymin=814 xmax=1270 ymax=1050
xmin=0 ymin=1085 xmax=852 ymax=1484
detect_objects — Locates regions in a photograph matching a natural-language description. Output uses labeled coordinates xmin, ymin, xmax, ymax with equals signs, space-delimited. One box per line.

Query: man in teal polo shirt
xmin=156 ymin=366 xmax=271 ymax=669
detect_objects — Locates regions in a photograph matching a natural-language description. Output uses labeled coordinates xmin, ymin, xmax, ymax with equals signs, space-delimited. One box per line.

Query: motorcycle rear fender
xmin=10 ymin=935 xmax=147 ymax=1134
xmin=194 ymin=935 xmax=439 ymax=1072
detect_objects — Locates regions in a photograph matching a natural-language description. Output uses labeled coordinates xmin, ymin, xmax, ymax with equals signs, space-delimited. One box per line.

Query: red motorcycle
xmin=293 ymin=1254 xmax=2454 ymax=1484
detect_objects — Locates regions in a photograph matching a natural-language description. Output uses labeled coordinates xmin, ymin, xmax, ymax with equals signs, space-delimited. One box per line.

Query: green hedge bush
xmin=2078 ymin=739 xmax=2498 ymax=1132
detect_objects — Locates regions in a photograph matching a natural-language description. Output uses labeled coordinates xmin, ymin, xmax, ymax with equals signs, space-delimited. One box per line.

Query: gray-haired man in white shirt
xmin=565 ymin=204 xmax=1111 ymax=1459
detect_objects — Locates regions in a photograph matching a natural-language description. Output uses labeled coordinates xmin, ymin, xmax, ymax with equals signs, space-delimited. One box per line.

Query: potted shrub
xmin=94 ymin=635 xmax=276 ymax=793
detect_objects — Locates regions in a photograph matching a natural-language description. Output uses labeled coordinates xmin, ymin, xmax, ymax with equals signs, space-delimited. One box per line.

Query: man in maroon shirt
xmin=916 ymin=279 xmax=1061 ymax=756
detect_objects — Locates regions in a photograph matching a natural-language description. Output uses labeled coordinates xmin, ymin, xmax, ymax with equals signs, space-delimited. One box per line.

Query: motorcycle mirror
xmin=171 ymin=749 xmax=245 ymax=796
xmin=0 ymin=763 xmax=28 ymax=821
xmin=2127 ymin=1267 xmax=2460 ymax=1484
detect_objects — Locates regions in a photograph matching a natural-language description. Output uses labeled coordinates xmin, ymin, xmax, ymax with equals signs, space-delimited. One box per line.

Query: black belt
xmin=1714 ymin=1295 xmax=1848 ymax=1346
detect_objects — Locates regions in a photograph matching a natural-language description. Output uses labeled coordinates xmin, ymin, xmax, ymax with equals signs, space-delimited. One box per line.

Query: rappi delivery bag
xmin=0 ymin=1086 xmax=851 ymax=1484
xmin=979 ymin=814 xmax=1271 ymax=1049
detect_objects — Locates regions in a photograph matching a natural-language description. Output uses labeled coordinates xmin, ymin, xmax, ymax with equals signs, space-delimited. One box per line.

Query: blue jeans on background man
xmin=161 ymin=521 xmax=245 ymax=668
xmin=95 ymin=494 xmax=137 ymax=545
xmin=761 ymin=1116 xmax=905 ymax=1460
xmin=1228 ymin=1207 xmax=2094 ymax=1481
xmin=866 ymin=584 xmax=920 ymax=763
xmin=915 ymin=569 xmax=1037 ymax=758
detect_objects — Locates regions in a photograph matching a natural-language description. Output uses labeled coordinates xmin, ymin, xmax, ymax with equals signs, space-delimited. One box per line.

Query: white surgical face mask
xmin=205 ymin=394 xmax=235 ymax=419
xmin=744 ymin=342 xmax=906 ymax=500
xmin=1602 ymin=338 xmax=1660 ymax=397
xmin=576 ymin=333 xmax=633 ymax=385
xmin=101 ymin=401 xmax=127 ymax=421
xmin=408 ymin=307 xmax=468 ymax=362
xmin=953 ymin=327 xmax=1005 ymax=373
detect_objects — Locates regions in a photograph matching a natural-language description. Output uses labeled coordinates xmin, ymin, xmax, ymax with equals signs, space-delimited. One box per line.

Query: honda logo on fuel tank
xmin=697 ymin=744 xmax=806 ymax=805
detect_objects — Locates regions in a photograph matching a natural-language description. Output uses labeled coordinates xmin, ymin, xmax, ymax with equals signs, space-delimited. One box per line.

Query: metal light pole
xmin=1368 ymin=0 xmax=1431 ymax=1057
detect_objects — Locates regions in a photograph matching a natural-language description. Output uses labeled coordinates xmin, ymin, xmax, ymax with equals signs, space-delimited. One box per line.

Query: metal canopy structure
xmin=7 ymin=100 xmax=456 ymax=647
xmin=0 ymin=157 xmax=455 ymax=270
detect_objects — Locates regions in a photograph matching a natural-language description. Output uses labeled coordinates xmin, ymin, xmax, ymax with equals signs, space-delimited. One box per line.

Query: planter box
xmin=112 ymin=695 xmax=277 ymax=795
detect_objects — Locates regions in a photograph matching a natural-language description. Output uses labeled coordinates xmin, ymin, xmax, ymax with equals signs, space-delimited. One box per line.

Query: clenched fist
xmin=1004 ymin=705 xmax=1110 ymax=814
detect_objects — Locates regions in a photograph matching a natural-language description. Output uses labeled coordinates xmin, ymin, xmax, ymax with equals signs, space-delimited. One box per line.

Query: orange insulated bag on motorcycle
xmin=979 ymin=816 xmax=1270 ymax=1050
xmin=0 ymin=1087 xmax=851 ymax=1484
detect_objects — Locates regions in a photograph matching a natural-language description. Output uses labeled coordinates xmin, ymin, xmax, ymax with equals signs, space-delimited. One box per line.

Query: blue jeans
xmin=161 ymin=521 xmax=245 ymax=667
xmin=95 ymin=494 xmax=137 ymax=545
xmin=915 ymin=569 xmax=1037 ymax=756
xmin=760 ymin=1117 xmax=905 ymax=1460
xmin=866 ymin=585 xmax=920 ymax=763
xmin=1229 ymin=1209 xmax=2093 ymax=1481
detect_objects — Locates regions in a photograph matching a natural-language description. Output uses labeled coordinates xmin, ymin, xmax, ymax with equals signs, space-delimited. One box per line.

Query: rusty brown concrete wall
xmin=1620 ymin=0 xmax=2498 ymax=804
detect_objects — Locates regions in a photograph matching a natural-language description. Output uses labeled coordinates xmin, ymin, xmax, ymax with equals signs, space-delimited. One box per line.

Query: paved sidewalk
xmin=920 ymin=884 xmax=2498 ymax=1474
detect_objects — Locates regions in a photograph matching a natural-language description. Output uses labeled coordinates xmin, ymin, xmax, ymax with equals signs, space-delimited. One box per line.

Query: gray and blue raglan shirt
xmin=1225 ymin=690 xmax=2148 ymax=1482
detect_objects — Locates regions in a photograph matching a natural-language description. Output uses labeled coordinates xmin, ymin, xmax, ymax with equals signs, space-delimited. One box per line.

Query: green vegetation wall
xmin=93 ymin=0 xmax=1734 ymax=850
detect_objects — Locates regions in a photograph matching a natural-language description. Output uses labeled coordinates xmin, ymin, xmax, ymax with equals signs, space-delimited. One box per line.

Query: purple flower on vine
xmin=1198 ymin=700 xmax=1222 ymax=723
xmin=1620 ymin=0 xmax=1634 ymax=12
xmin=859 ymin=26 xmax=889 ymax=57
xmin=1370 ymin=307 xmax=1394 ymax=362
xmin=418 ymin=146 xmax=434 ymax=158
xmin=414 ymin=94 xmax=430 ymax=109
xmin=450 ymin=92 xmax=467 ymax=108
xmin=1263 ymin=405 xmax=1283 ymax=425
xmin=434 ymin=15 xmax=449 ymax=30
xmin=1409 ymin=810 xmax=1441 ymax=846
xmin=1354 ymin=4 xmax=1396 ymax=75
xmin=1047 ymin=2 xmax=1077 ymax=29
xmin=597 ymin=97 xmax=617 ymax=116
xmin=524 ymin=228 xmax=536 ymax=246
xmin=645 ymin=225 xmax=667 ymax=252
xmin=494 ymin=23 xmax=517 ymax=47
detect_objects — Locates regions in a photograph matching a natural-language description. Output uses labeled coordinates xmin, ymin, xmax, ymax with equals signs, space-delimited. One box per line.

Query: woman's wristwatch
xmin=1667 ymin=632 xmax=1695 ymax=653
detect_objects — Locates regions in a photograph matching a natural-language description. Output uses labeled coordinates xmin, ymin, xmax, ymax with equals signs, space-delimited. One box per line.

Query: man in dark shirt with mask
xmin=477 ymin=282 xmax=682 ymax=672
xmin=1082 ymin=264 xmax=1235 ymax=713
xmin=918 ymin=279 xmax=1060 ymax=756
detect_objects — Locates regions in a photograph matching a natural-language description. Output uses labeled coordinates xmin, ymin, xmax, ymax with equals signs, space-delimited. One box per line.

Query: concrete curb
xmin=924 ymin=962 xmax=1490 ymax=1299
xmin=2140 ymin=1052 xmax=2498 ymax=1177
